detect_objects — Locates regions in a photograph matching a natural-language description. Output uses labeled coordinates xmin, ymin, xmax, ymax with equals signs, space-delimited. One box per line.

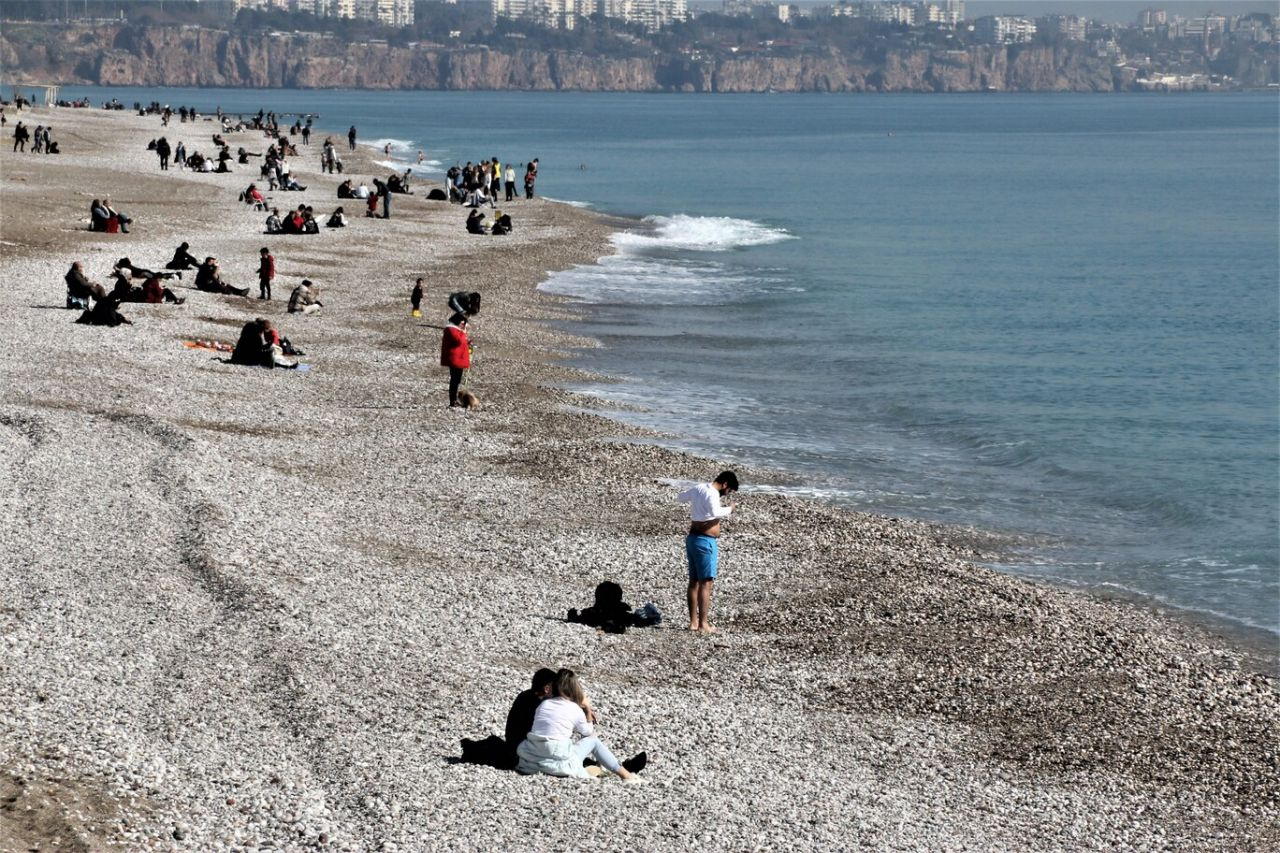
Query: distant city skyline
xmin=962 ymin=1 xmax=1276 ymax=23
xmin=690 ymin=1 xmax=1278 ymax=24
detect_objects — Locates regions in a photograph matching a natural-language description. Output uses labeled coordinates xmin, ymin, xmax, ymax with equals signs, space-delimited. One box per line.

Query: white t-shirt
xmin=677 ymin=482 xmax=732 ymax=523
xmin=528 ymin=697 xmax=593 ymax=740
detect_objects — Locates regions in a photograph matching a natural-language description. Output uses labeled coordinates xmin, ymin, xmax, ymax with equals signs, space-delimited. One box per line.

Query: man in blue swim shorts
xmin=677 ymin=471 xmax=738 ymax=634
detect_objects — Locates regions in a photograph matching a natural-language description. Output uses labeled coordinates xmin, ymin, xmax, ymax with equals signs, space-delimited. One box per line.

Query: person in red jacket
xmin=258 ymin=246 xmax=275 ymax=300
xmin=440 ymin=312 xmax=471 ymax=408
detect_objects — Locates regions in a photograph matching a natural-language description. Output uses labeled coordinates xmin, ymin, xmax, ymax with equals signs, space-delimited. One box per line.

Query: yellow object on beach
xmin=411 ymin=309 xmax=422 ymax=317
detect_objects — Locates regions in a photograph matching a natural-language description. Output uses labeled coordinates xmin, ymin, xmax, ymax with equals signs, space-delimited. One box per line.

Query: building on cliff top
xmin=492 ymin=0 xmax=687 ymax=32
xmin=233 ymin=0 xmax=414 ymax=27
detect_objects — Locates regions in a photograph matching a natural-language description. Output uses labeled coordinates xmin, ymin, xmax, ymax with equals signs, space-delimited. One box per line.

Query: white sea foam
xmin=614 ymin=213 xmax=793 ymax=254
xmin=542 ymin=196 xmax=593 ymax=209
xmin=540 ymin=254 xmax=786 ymax=306
xmin=364 ymin=137 xmax=415 ymax=153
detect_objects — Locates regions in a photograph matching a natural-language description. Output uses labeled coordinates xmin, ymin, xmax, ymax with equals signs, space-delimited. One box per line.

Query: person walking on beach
xmin=12 ymin=121 xmax=27 ymax=152
xmin=440 ymin=312 xmax=471 ymax=409
xmin=505 ymin=163 xmax=515 ymax=202
xmin=348 ymin=125 xmax=357 ymax=151
xmin=258 ymin=247 xmax=275 ymax=300
xmin=155 ymin=136 xmax=171 ymax=170
xmin=677 ymin=471 xmax=739 ymax=634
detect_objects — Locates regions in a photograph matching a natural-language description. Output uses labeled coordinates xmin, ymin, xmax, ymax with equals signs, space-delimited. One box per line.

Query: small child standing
xmin=258 ymin=247 xmax=275 ymax=300
xmin=410 ymin=277 xmax=424 ymax=317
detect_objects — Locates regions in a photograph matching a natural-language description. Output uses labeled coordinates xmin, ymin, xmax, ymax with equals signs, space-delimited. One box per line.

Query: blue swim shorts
xmin=686 ymin=534 xmax=719 ymax=581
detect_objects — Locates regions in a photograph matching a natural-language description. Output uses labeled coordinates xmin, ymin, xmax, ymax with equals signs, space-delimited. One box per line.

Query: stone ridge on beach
xmin=0 ymin=108 xmax=1276 ymax=851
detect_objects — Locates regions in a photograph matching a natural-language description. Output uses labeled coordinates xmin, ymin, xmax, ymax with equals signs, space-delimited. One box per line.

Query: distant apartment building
xmin=820 ymin=2 xmax=963 ymax=27
xmin=494 ymin=0 xmax=686 ymax=32
xmin=974 ymin=15 xmax=1036 ymax=44
xmin=1039 ymin=14 xmax=1085 ymax=41
xmin=233 ymin=0 xmax=414 ymax=26
xmin=722 ymin=1 xmax=788 ymax=24
xmin=1137 ymin=8 xmax=1166 ymax=28
xmin=1175 ymin=15 xmax=1227 ymax=40
xmin=869 ymin=2 xmax=915 ymax=26
xmin=493 ymin=0 xmax=580 ymax=31
xmin=599 ymin=0 xmax=688 ymax=31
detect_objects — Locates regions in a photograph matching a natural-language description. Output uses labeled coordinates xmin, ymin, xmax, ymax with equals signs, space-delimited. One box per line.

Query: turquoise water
xmin=55 ymin=87 xmax=1280 ymax=635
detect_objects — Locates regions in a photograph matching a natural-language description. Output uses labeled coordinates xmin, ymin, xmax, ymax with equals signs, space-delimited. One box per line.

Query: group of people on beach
xmin=451 ymin=469 xmax=739 ymax=782
xmin=446 ymin=158 xmax=536 ymax=206
xmin=38 ymin=99 xmax=754 ymax=791
xmin=11 ymin=121 xmax=58 ymax=154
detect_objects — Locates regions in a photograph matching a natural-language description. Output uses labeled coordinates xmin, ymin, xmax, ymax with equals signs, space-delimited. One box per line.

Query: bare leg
xmin=697 ymin=580 xmax=715 ymax=633
xmin=687 ymin=579 xmax=699 ymax=631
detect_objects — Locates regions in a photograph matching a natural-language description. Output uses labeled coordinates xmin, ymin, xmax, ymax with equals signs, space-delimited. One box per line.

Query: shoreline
xmin=1 ymin=105 xmax=1276 ymax=850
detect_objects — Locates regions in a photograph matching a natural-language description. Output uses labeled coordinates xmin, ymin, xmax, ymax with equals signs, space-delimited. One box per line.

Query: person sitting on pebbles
xmin=195 ymin=257 xmax=249 ymax=297
xmin=166 ymin=241 xmax=201 ymax=271
xmin=230 ymin=317 xmax=297 ymax=369
xmin=287 ymin=279 xmax=323 ymax=315
xmin=265 ymin=207 xmax=284 ymax=235
xmin=465 ymin=209 xmax=487 ymax=235
xmin=65 ymin=260 xmax=107 ymax=309
xmin=516 ymin=669 xmax=645 ymax=784
xmin=102 ymin=197 xmax=133 ymax=233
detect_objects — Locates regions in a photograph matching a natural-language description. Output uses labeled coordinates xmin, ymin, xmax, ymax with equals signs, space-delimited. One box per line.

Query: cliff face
xmin=1 ymin=24 xmax=1124 ymax=93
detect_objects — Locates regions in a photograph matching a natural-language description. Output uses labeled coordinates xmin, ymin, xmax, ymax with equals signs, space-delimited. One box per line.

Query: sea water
xmin=53 ymin=87 xmax=1280 ymax=637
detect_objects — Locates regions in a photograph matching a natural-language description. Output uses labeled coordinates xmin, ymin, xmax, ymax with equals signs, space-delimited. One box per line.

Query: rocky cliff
xmin=1 ymin=23 xmax=1125 ymax=92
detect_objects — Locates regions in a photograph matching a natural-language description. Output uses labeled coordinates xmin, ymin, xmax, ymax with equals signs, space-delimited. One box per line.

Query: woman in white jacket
xmin=516 ymin=670 xmax=643 ymax=783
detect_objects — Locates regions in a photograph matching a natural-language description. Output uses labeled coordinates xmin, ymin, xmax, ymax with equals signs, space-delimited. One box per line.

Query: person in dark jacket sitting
xmin=65 ymin=261 xmax=107 ymax=309
xmin=195 ymin=257 xmax=249 ymax=296
xmin=75 ymin=293 xmax=131 ymax=327
xmin=166 ymin=241 xmax=200 ymax=270
xmin=447 ymin=291 xmax=481 ymax=318
xmin=89 ymin=199 xmax=112 ymax=232
xmin=465 ymin=209 xmax=487 ymax=234
xmin=230 ymin=318 xmax=297 ymax=369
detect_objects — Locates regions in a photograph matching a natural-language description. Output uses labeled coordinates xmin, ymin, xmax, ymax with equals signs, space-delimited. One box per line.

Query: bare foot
xmin=688 ymin=623 xmax=700 ymax=632
xmin=698 ymin=625 xmax=719 ymax=634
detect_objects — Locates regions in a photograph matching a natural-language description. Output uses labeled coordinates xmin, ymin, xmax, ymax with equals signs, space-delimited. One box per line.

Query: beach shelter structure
xmin=13 ymin=84 xmax=60 ymax=107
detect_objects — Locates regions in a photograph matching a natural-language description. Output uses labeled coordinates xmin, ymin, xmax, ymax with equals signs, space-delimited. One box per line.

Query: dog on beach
xmin=457 ymin=390 xmax=480 ymax=411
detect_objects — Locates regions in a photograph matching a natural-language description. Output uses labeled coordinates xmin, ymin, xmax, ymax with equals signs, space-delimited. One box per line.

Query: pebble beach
xmin=0 ymin=106 xmax=1276 ymax=851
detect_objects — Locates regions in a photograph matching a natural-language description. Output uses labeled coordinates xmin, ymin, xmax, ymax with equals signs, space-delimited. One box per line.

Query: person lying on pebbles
xmin=515 ymin=670 xmax=646 ymax=784
xmin=115 ymin=257 xmax=181 ymax=282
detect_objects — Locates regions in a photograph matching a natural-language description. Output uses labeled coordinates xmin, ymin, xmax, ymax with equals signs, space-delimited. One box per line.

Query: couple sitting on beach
xmin=231 ymin=318 xmax=299 ymax=369
xmin=89 ymin=198 xmax=131 ymax=233
xmin=460 ymin=668 xmax=646 ymax=784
